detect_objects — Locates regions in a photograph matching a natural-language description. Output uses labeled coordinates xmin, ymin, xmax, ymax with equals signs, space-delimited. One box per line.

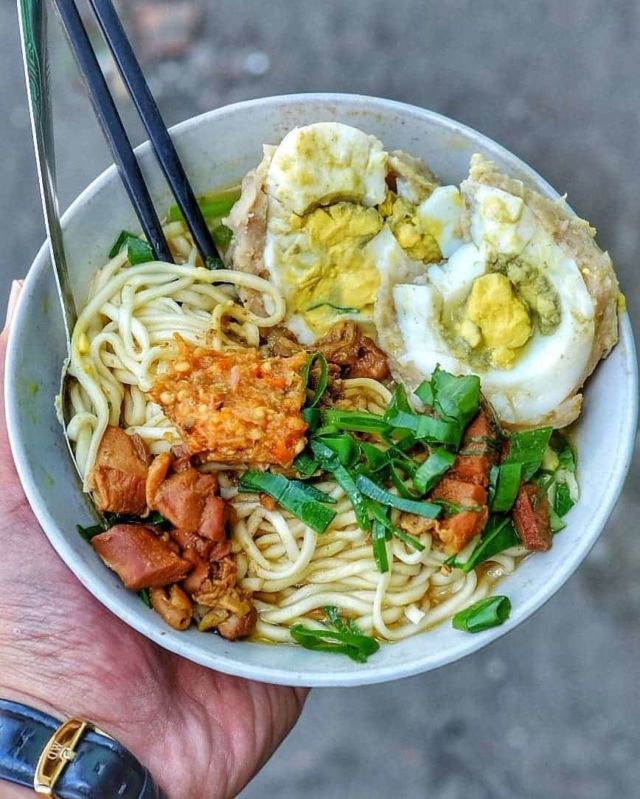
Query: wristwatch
xmin=0 ymin=699 xmax=163 ymax=798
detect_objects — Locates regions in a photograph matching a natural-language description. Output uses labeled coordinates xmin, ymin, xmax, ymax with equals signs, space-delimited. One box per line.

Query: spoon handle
xmin=17 ymin=0 xmax=77 ymax=348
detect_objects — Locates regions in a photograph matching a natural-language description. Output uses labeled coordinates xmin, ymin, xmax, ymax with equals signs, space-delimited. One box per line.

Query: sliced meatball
xmin=92 ymin=524 xmax=191 ymax=590
xmin=90 ymin=426 xmax=151 ymax=516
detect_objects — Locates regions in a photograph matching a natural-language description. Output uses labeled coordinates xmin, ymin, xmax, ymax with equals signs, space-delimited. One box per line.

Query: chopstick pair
xmin=52 ymin=0 xmax=220 ymax=266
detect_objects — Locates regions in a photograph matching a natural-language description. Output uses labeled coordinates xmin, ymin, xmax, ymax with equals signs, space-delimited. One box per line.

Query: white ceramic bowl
xmin=5 ymin=94 xmax=637 ymax=687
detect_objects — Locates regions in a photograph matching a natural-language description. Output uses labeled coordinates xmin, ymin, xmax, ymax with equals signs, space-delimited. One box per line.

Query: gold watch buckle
xmin=34 ymin=717 xmax=113 ymax=797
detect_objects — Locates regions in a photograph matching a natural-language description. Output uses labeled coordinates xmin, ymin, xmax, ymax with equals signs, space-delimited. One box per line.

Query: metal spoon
xmin=17 ymin=0 xmax=84 ymax=482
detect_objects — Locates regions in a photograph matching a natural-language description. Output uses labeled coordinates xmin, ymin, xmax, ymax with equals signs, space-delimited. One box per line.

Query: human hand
xmin=0 ymin=283 xmax=307 ymax=799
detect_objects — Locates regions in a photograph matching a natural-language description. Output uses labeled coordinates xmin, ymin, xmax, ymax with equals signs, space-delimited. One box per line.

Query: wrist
xmin=0 ymin=697 xmax=164 ymax=799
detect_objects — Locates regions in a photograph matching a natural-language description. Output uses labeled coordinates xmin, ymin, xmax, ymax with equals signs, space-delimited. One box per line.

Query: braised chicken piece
xmin=315 ymin=321 xmax=389 ymax=380
xmin=513 ymin=484 xmax=552 ymax=551
xmin=149 ymin=467 xmax=226 ymax=540
xmin=91 ymin=524 xmax=190 ymax=590
xmin=89 ymin=426 xmax=151 ymax=516
xmin=150 ymin=338 xmax=308 ymax=467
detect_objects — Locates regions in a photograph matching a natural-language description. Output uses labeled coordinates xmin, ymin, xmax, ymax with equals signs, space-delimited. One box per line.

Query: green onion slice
xmin=168 ymin=191 xmax=240 ymax=223
xmin=371 ymin=519 xmax=390 ymax=573
xmin=310 ymin=440 xmax=370 ymax=530
xmin=412 ymin=448 xmax=456 ymax=494
xmin=365 ymin=499 xmax=426 ymax=552
xmin=454 ymin=516 xmax=520 ymax=573
xmin=431 ymin=367 xmax=481 ymax=428
xmin=386 ymin=410 xmax=461 ymax=447
xmin=108 ymin=230 xmax=154 ymax=264
xmin=414 ymin=379 xmax=434 ymax=407
xmin=238 ymin=470 xmax=336 ymax=533
xmin=504 ymin=427 xmax=553 ymax=481
xmin=138 ymin=588 xmax=152 ymax=608
xmin=490 ymin=462 xmax=522 ymax=512
xmin=205 ymin=254 xmax=224 ymax=270
xmin=290 ymin=608 xmax=379 ymax=663
xmin=301 ymin=352 xmax=329 ymax=408
xmin=212 ymin=224 xmax=233 ymax=249
xmin=452 ymin=595 xmax=511 ymax=633
xmin=384 ymin=384 xmax=412 ymax=421
xmin=356 ymin=475 xmax=441 ymax=519
xmin=294 ymin=452 xmax=319 ymax=479
xmin=360 ymin=442 xmax=389 ymax=473
xmin=76 ymin=522 xmax=106 ymax=541
xmin=321 ymin=408 xmax=389 ymax=435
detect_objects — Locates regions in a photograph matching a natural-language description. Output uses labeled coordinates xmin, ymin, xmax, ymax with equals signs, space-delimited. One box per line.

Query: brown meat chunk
xmin=218 ymin=605 xmax=257 ymax=640
xmin=431 ymin=478 xmax=487 ymax=509
xmin=431 ymin=478 xmax=489 ymax=554
xmin=192 ymin=555 xmax=238 ymax=606
xmin=145 ymin=452 xmax=173 ymax=509
xmin=149 ymin=585 xmax=193 ymax=631
xmin=90 ymin=427 xmax=151 ymax=516
xmin=450 ymin=454 xmax=493 ymax=486
xmin=460 ymin=409 xmax=500 ymax=456
xmin=150 ymin=468 xmax=221 ymax=537
xmin=199 ymin=495 xmax=232 ymax=541
xmin=398 ymin=513 xmax=437 ymax=536
xmin=438 ymin=508 xmax=489 ymax=555
xmin=150 ymin=338 xmax=308 ymax=467
xmin=513 ymin=484 xmax=552 ymax=551
xmin=315 ymin=321 xmax=389 ymax=380
xmin=92 ymin=524 xmax=191 ymax=590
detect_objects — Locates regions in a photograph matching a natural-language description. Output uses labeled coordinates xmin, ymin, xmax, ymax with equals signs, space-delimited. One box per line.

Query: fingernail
xmin=4 ymin=280 xmax=24 ymax=330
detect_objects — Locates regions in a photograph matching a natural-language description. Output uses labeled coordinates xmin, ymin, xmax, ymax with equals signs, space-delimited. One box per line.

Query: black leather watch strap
xmin=0 ymin=699 xmax=163 ymax=798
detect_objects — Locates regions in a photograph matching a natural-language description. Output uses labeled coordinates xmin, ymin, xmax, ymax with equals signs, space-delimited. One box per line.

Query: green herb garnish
xmin=310 ymin=440 xmax=370 ymax=530
xmin=452 ymin=595 xmax=511 ymax=633
xmin=504 ymin=427 xmax=553 ymax=481
xmin=412 ymin=448 xmax=455 ymax=494
xmin=301 ymin=352 xmax=329 ymax=408
xmin=290 ymin=607 xmax=380 ymax=663
xmin=453 ymin=516 xmax=520 ymax=573
xmin=138 ymin=588 xmax=152 ymax=608
xmin=490 ymin=462 xmax=522 ymax=512
xmin=168 ymin=191 xmax=240 ymax=223
xmin=321 ymin=409 xmax=390 ymax=435
xmin=238 ymin=471 xmax=336 ymax=533
xmin=355 ymin=475 xmax=441 ymax=519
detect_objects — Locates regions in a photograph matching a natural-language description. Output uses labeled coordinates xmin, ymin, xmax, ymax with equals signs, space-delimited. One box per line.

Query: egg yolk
xmin=287 ymin=202 xmax=383 ymax=334
xmin=380 ymin=193 xmax=441 ymax=263
xmin=465 ymin=273 xmax=532 ymax=369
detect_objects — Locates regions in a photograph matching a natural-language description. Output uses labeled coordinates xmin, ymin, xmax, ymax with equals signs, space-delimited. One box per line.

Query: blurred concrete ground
xmin=1 ymin=1 xmax=638 ymax=797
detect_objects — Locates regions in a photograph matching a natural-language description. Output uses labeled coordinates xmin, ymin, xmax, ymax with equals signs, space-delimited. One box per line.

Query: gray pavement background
xmin=1 ymin=1 xmax=638 ymax=797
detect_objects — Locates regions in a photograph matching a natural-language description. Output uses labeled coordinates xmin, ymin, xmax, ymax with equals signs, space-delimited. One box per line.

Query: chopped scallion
xmin=504 ymin=427 xmax=553 ymax=481
xmin=453 ymin=516 xmax=519 ymax=573
xmin=238 ymin=471 xmax=336 ymax=533
xmin=321 ymin=409 xmax=390 ymax=435
xmin=355 ymin=475 xmax=441 ymax=519
xmin=301 ymin=352 xmax=329 ymax=408
xmin=490 ymin=462 xmax=522 ymax=512
xmin=412 ymin=448 xmax=455 ymax=494
xmin=452 ymin=595 xmax=511 ymax=633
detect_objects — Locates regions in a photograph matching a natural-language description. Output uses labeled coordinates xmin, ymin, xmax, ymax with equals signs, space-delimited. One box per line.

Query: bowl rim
xmin=5 ymin=92 xmax=638 ymax=687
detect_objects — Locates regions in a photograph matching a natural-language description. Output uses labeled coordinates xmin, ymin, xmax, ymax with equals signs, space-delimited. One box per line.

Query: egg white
xmin=386 ymin=184 xmax=596 ymax=427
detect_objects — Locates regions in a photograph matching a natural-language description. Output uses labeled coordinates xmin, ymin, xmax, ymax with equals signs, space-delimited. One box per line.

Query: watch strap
xmin=0 ymin=699 xmax=163 ymax=798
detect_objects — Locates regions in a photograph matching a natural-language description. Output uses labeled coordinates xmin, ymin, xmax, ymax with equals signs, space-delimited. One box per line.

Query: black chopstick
xmin=52 ymin=0 xmax=173 ymax=263
xmin=87 ymin=0 xmax=220 ymax=265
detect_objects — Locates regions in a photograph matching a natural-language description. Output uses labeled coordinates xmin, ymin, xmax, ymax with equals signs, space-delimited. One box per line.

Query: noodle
xmin=67 ymin=219 xmax=526 ymax=647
